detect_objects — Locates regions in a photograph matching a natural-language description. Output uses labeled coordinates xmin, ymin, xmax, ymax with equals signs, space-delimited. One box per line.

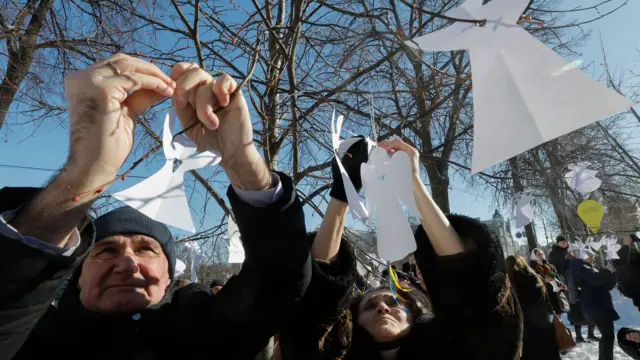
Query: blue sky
xmin=1 ymin=1 xmax=639 ymax=246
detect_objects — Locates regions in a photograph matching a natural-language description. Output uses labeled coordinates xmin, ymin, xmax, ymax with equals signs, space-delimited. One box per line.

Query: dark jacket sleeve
xmin=0 ymin=187 xmax=94 ymax=359
xmin=576 ymin=262 xmax=616 ymax=290
xmin=618 ymin=328 xmax=640 ymax=359
xmin=279 ymin=239 xmax=358 ymax=360
xmin=616 ymin=245 xmax=640 ymax=300
xmin=193 ymin=173 xmax=311 ymax=358
xmin=413 ymin=215 xmax=522 ymax=360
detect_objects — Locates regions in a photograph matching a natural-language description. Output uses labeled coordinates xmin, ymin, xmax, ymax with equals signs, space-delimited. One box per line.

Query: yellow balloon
xmin=577 ymin=200 xmax=605 ymax=233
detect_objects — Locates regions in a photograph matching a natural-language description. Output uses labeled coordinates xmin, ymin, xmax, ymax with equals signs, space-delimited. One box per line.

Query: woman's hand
xmin=378 ymin=138 xmax=420 ymax=178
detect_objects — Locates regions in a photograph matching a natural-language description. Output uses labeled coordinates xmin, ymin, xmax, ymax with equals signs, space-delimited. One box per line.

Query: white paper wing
xmin=515 ymin=204 xmax=534 ymax=228
xmin=191 ymin=252 xmax=203 ymax=283
xmin=227 ymin=215 xmax=245 ymax=264
xmin=372 ymin=181 xmax=417 ymax=262
xmin=590 ymin=238 xmax=603 ymax=251
xmin=361 ymin=163 xmax=377 ymax=228
xmin=387 ymin=151 xmax=421 ymax=218
xmin=112 ymin=163 xmax=174 ymax=220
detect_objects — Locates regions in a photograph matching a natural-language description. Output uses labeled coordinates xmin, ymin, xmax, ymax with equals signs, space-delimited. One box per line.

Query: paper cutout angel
xmin=113 ymin=109 xmax=222 ymax=233
xmin=184 ymin=241 xmax=203 ymax=283
xmin=331 ymin=110 xmax=373 ymax=222
xmin=407 ymin=0 xmax=632 ymax=173
xmin=605 ymin=241 xmax=621 ymax=261
xmin=361 ymin=147 xmax=421 ymax=262
xmin=175 ymin=259 xmax=186 ymax=279
xmin=589 ymin=236 xmax=603 ymax=251
xmin=571 ymin=241 xmax=589 ymax=260
xmin=227 ymin=214 xmax=245 ymax=264
xmin=565 ymin=163 xmax=602 ymax=193
xmin=514 ymin=192 xmax=534 ymax=228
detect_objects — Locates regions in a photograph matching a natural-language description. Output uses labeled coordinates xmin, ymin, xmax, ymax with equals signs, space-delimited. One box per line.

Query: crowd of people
xmin=1 ymin=54 xmax=640 ymax=360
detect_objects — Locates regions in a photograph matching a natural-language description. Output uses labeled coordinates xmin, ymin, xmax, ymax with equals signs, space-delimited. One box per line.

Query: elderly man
xmin=0 ymin=54 xmax=311 ymax=359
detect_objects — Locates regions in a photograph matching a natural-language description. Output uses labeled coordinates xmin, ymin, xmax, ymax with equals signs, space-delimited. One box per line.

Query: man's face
xmin=559 ymin=240 xmax=568 ymax=249
xmin=78 ymin=234 xmax=171 ymax=313
xmin=357 ymin=289 xmax=414 ymax=343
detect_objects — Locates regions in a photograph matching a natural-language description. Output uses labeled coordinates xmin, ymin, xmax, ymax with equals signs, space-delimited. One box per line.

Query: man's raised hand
xmin=64 ymin=53 xmax=175 ymax=182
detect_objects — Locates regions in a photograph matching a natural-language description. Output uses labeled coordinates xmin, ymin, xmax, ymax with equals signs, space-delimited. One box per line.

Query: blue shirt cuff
xmin=0 ymin=208 xmax=80 ymax=256
xmin=231 ymin=172 xmax=284 ymax=207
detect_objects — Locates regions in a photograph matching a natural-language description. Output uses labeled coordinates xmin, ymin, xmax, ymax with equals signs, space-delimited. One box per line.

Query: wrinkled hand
xmin=626 ymin=332 xmax=640 ymax=343
xmin=377 ymin=138 xmax=420 ymax=177
xmin=330 ymin=136 xmax=369 ymax=202
xmin=170 ymin=63 xmax=254 ymax=169
xmin=64 ymin=54 xmax=175 ymax=181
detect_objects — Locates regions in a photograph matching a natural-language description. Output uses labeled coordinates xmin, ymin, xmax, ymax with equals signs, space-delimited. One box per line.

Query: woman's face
xmin=535 ymin=250 xmax=545 ymax=260
xmin=357 ymin=289 xmax=414 ymax=343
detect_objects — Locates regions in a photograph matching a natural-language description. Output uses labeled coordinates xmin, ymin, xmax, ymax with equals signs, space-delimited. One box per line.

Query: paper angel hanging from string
xmin=184 ymin=241 xmax=203 ymax=283
xmin=174 ymin=259 xmax=186 ymax=279
xmin=571 ymin=241 xmax=589 ymax=260
xmin=331 ymin=110 xmax=374 ymax=221
xmin=361 ymin=147 xmax=421 ymax=262
xmin=406 ymin=0 xmax=632 ymax=173
xmin=113 ymin=109 xmax=222 ymax=233
xmin=227 ymin=214 xmax=245 ymax=264
xmin=565 ymin=163 xmax=602 ymax=193
xmin=514 ymin=192 xmax=534 ymax=228
xmin=588 ymin=236 xmax=603 ymax=251
xmin=603 ymin=236 xmax=621 ymax=260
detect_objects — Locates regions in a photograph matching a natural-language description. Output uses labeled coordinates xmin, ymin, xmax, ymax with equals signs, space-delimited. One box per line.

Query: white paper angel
xmin=227 ymin=214 xmax=245 ymax=264
xmin=571 ymin=241 xmax=589 ymax=260
xmin=331 ymin=110 xmax=374 ymax=222
xmin=174 ymin=259 xmax=186 ymax=279
xmin=589 ymin=236 xmax=603 ymax=251
xmin=407 ymin=0 xmax=632 ymax=173
xmin=184 ymin=241 xmax=203 ymax=283
xmin=605 ymin=240 xmax=621 ymax=261
xmin=113 ymin=109 xmax=222 ymax=233
xmin=514 ymin=192 xmax=534 ymax=228
xmin=565 ymin=163 xmax=602 ymax=193
xmin=361 ymin=147 xmax=422 ymax=262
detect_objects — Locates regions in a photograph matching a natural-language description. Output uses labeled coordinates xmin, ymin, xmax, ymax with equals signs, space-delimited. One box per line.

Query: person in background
xmin=506 ymin=255 xmax=560 ymax=360
xmin=529 ymin=248 xmax=567 ymax=314
xmin=571 ymin=249 xmax=618 ymax=360
xmin=0 ymin=54 xmax=311 ymax=359
xmin=614 ymin=235 xmax=640 ymax=359
xmin=565 ymin=246 xmax=598 ymax=343
xmin=279 ymin=138 xmax=522 ymax=360
xmin=549 ymin=235 xmax=569 ymax=280
xmin=209 ymin=278 xmax=225 ymax=294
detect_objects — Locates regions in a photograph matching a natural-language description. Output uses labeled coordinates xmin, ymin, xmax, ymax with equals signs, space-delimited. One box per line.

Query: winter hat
xmin=93 ymin=206 xmax=176 ymax=281
xmin=530 ymin=248 xmax=544 ymax=261
xmin=209 ymin=278 xmax=225 ymax=289
xmin=556 ymin=235 xmax=567 ymax=243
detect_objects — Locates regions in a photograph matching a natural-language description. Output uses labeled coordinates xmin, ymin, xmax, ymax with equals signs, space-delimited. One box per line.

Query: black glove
xmin=330 ymin=136 xmax=369 ymax=202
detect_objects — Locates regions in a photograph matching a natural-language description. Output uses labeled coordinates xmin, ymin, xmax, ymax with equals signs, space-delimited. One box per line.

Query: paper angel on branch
xmin=565 ymin=163 xmax=602 ymax=193
xmin=113 ymin=109 xmax=222 ymax=233
xmin=226 ymin=214 xmax=245 ymax=264
xmin=361 ymin=147 xmax=422 ymax=262
xmin=588 ymin=236 xmax=603 ymax=252
xmin=514 ymin=192 xmax=534 ymax=229
xmin=602 ymin=236 xmax=621 ymax=261
xmin=407 ymin=0 xmax=632 ymax=173
xmin=184 ymin=241 xmax=203 ymax=283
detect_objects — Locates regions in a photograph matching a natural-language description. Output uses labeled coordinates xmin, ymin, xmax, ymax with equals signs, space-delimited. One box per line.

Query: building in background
xmin=481 ymin=209 xmax=519 ymax=257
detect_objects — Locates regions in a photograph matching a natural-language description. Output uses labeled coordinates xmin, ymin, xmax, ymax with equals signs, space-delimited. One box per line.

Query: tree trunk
xmin=0 ymin=0 xmax=54 ymax=129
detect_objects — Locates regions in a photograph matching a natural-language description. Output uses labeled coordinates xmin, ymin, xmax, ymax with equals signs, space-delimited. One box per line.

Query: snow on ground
xmin=561 ymin=291 xmax=640 ymax=359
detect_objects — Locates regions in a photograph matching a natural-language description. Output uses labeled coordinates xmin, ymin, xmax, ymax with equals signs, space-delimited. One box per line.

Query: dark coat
xmin=617 ymin=327 xmax=640 ymax=359
xmin=615 ymin=244 xmax=640 ymax=309
xmin=571 ymin=258 xmax=619 ymax=322
xmin=548 ymin=245 xmax=568 ymax=278
xmin=279 ymin=215 xmax=522 ymax=360
xmin=0 ymin=173 xmax=311 ymax=360
xmin=510 ymin=270 xmax=560 ymax=360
